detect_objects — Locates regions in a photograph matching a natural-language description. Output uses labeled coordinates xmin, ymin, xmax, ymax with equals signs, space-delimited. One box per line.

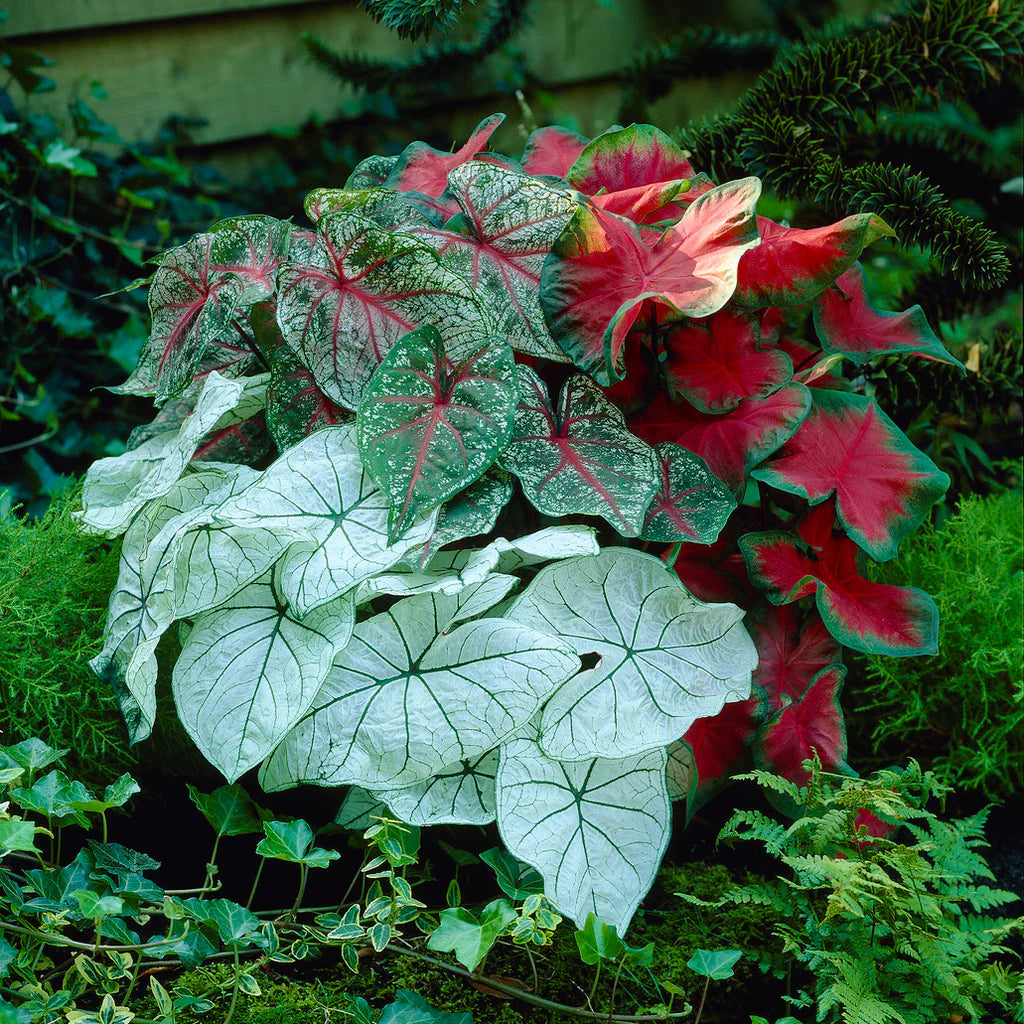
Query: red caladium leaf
xmin=384 ymin=112 xmax=506 ymax=197
xmin=733 ymin=213 xmax=894 ymax=308
xmin=629 ymin=384 xmax=811 ymax=494
xmin=748 ymin=603 xmax=840 ymax=712
xmin=765 ymin=335 xmax=847 ymax=390
xmin=739 ymin=503 xmax=939 ymax=656
xmin=663 ymin=307 xmax=793 ymax=413
xmin=753 ymin=664 xmax=849 ymax=784
xmin=567 ymin=123 xmax=696 ymax=196
xmin=589 ymin=179 xmax=691 ymax=225
xmin=751 ymin=388 xmax=949 ymax=561
xmin=357 ymin=325 xmax=519 ymax=540
xmin=670 ymin=537 xmax=752 ymax=605
xmin=267 ymin=344 xmax=350 ymax=452
xmin=498 ymin=365 xmax=660 ymax=534
xmin=540 ymin=177 xmax=762 ymax=383
xmin=410 ymin=161 xmax=577 ymax=361
xmin=521 ymin=125 xmax=589 ymax=178
xmin=600 ymin=330 xmax=659 ymax=414
xmin=812 ymin=262 xmax=965 ymax=369
xmin=640 ymin=443 xmax=736 ymax=543
xmin=682 ymin=696 xmax=759 ymax=805
xmin=276 ymin=211 xmax=492 ymax=411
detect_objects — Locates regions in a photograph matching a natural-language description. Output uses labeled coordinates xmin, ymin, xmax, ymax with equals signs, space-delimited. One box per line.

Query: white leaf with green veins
xmin=78 ymin=372 xmax=258 ymax=537
xmin=213 ymin=424 xmax=436 ymax=617
xmin=507 ymin=547 xmax=757 ymax=761
xmin=496 ymin=736 xmax=671 ymax=933
xmin=373 ymin=750 xmax=498 ymax=826
xmin=172 ymin=569 xmax=355 ymax=782
xmin=259 ymin=586 xmax=580 ymax=792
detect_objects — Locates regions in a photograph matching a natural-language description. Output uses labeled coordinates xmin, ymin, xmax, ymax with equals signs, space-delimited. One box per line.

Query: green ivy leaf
xmin=480 ymin=847 xmax=543 ymax=900
xmin=379 ymin=990 xmax=473 ymax=1023
xmin=174 ymin=897 xmax=262 ymax=945
xmin=70 ymin=890 xmax=125 ymax=919
xmin=0 ymin=820 xmax=39 ymax=854
xmin=686 ymin=948 xmax=742 ymax=980
xmin=573 ymin=912 xmax=625 ymax=964
xmin=69 ymin=774 xmax=140 ymax=814
xmin=426 ymin=899 xmax=516 ymax=971
xmin=42 ymin=140 xmax=98 ymax=177
xmin=187 ymin=784 xmax=268 ymax=838
xmin=255 ymin=820 xmax=340 ymax=869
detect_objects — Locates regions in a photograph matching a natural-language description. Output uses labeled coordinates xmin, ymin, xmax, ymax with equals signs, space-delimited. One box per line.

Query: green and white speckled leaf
xmin=304 ymin=187 xmax=439 ymax=231
xmin=259 ymin=587 xmax=580 ymax=792
xmin=495 ymin=736 xmax=670 ymax=932
xmin=276 ymin=212 xmax=494 ymax=411
xmin=507 ymin=548 xmax=757 ymax=761
xmin=419 ymin=471 xmax=514 ymax=563
xmin=345 ymin=154 xmax=399 ymax=191
xmin=412 ymin=161 xmax=576 ymax=361
xmin=213 ymin=425 xmax=436 ymax=617
xmin=373 ymin=750 xmax=499 ymax=826
xmin=78 ymin=372 xmax=258 ymax=537
xmin=266 ymin=344 xmax=350 ymax=453
xmin=173 ymin=568 xmax=355 ymax=782
xmin=357 ymin=326 xmax=517 ymax=540
xmin=498 ymin=366 xmax=659 ymax=536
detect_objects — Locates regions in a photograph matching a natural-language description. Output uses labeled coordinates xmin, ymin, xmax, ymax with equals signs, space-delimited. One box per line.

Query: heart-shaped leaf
xmin=573 ymin=912 xmax=626 ymax=964
xmin=175 ymin=897 xmax=262 ymax=944
xmin=508 ymin=548 xmax=757 ymax=760
xmin=260 ymin=587 xmax=580 ymax=792
xmin=256 ymin=820 xmax=340 ymax=868
xmin=304 ymin=187 xmax=440 ymax=231
xmin=663 ymin=308 xmax=792 ymax=413
xmin=480 ymin=847 xmax=544 ymax=900
xmin=373 ymin=751 xmax=498 ymax=826
xmin=276 ymin=212 xmax=493 ymax=411
xmin=751 ymin=389 xmax=949 ymax=561
xmin=521 ymin=125 xmax=589 ymax=177
xmin=639 ymin=442 xmax=736 ymax=543
xmin=172 ymin=570 xmax=355 ymax=781
xmin=540 ymin=177 xmax=761 ymax=383
xmin=379 ymin=990 xmax=471 ymax=1024
xmin=187 ymin=784 xmax=267 ymax=838
xmin=357 ymin=325 xmax=518 ymax=540
xmin=267 ymin=344 xmax=350 ymax=452
xmin=812 ymin=262 xmax=965 ymax=369
xmin=681 ymin=698 xmax=759 ymax=804
xmin=733 ymin=214 xmax=893 ymax=308
xmin=495 ymin=735 xmax=670 ymax=932
xmin=426 ymin=898 xmax=516 ymax=972
xmin=686 ymin=949 xmax=742 ymax=980
xmin=498 ymin=367 xmax=660 ymax=535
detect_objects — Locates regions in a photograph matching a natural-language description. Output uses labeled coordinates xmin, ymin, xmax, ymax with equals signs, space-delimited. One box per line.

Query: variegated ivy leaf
xmin=357 ymin=326 xmax=518 ymax=540
xmin=276 ymin=211 xmax=495 ymax=411
xmin=304 ymin=187 xmax=440 ymax=231
xmin=498 ymin=366 xmax=660 ymax=536
xmin=116 ymin=215 xmax=290 ymax=401
xmin=495 ymin=735 xmax=670 ymax=933
xmin=259 ymin=587 xmax=580 ymax=792
xmin=89 ymin=465 xmax=262 ymax=744
xmin=78 ymin=372 xmax=260 ymax=537
xmin=173 ymin=568 xmax=355 ymax=782
xmin=266 ymin=344 xmax=350 ymax=453
xmin=373 ymin=750 xmax=498 ymax=826
xmin=508 ymin=548 xmax=757 ymax=761
xmin=411 ymin=161 xmax=577 ymax=361
xmin=213 ymin=425 xmax=436 ymax=617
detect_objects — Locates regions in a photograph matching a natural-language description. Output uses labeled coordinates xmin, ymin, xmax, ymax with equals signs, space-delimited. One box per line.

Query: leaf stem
xmin=245 ymin=858 xmax=265 ymax=910
xmin=693 ymin=976 xmax=710 ymax=1024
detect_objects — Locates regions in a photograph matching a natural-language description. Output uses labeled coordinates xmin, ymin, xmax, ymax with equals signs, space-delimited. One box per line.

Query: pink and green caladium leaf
xmin=345 ymin=154 xmax=397 ymax=191
xmin=752 ymin=664 xmax=850 ymax=784
xmin=357 ymin=325 xmax=518 ymax=540
xmin=78 ymin=371 xmax=265 ymax=537
xmin=412 ymin=161 xmax=578 ymax=361
xmin=739 ymin=503 xmax=939 ymax=656
xmin=733 ymin=213 xmax=894 ymax=308
xmin=213 ymin=424 xmax=437 ymax=617
xmin=521 ymin=125 xmax=590 ymax=178
xmin=751 ymin=389 xmax=949 ymax=561
xmin=173 ymin=567 xmax=356 ymax=783
xmin=116 ymin=215 xmax=290 ymax=401
xmin=540 ymin=177 xmax=761 ymax=383
xmin=629 ymin=384 xmax=812 ymax=494
xmin=495 ymin=734 xmax=670 ymax=933
xmin=260 ymin=586 xmax=580 ymax=792
xmin=507 ymin=548 xmax=758 ymax=761
xmin=498 ymin=367 xmax=660 ymax=535
xmin=372 ymin=750 xmax=499 ymax=826
xmin=385 ymin=112 xmax=506 ymax=197
xmin=662 ymin=307 xmax=793 ymax=413
xmin=639 ymin=443 xmax=736 ymax=544
xmin=812 ymin=262 xmax=965 ymax=369
xmin=276 ymin=211 xmax=493 ymax=411
xmin=266 ymin=344 xmax=351 ymax=453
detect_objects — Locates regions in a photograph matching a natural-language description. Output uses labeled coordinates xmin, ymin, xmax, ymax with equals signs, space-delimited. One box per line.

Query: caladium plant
xmin=79 ymin=114 xmax=958 ymax=935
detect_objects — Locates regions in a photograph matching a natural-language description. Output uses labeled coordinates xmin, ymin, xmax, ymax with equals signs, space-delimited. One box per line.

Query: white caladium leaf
xmin=354 ymin=569 xmax=518 ymax=608
xmin=508 ymin=548 xmax=757 ymax=761
xmin=89 ymin=466 xmax=256 ymax=744
xmin=78 ymin=372 xmax=257 ymax=537
xmin=357 ymin=326 xmax=518 ymax=540
xmin=334 ymin=787 xmax=388 ymax=831
xmin=666 ymin=741 xmax=695 ymax=801
xmin=499 ymin=367 xmax=660 ymax=536
xmin=373 ymin=750 xmax=498 ymax=826
xmin=496 ymin=736 xmax=670 ymax=933
xmin=213 ymin=424 xmax=436 ymax=617
xmin=410 ymin=161 xmax=577 ymax=361
xmin=276 ymin=211 xmax=495 ymax=411
xmin=173 ymin=569 xmax=355 ymax=782
xmin=260 ymin=587 xmax=580 ymax=792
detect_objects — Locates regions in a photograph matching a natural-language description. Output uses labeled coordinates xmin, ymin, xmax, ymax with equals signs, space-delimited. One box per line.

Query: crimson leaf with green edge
xmin=739 ymin=503 xmax=939 ymax=657
xmin=750 ymin=389 xmax=949 ymax=561
xmin=356 ymin=325 xmax=518 ymax=541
